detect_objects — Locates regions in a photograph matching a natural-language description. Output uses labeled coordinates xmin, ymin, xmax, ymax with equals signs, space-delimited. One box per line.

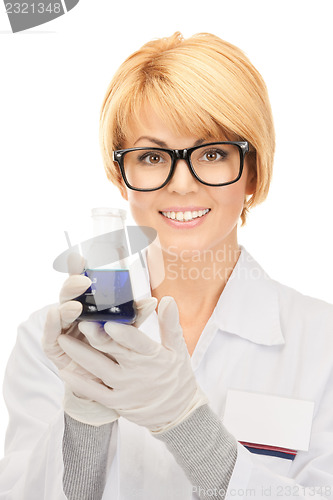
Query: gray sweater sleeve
xmin=62 ymin=413 xmax=113 ymax=500
xmin=62 ymin=405 xmax=237 ymax=500
xmin=153 ymin=404 xmax=238 ymax=500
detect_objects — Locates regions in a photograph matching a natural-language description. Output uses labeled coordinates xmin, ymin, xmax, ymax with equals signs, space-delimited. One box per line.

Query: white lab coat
xmin=1 ymin=246 xmax=333 ymax=499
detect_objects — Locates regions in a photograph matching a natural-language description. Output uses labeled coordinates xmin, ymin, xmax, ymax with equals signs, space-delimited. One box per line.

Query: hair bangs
xmin=114 ymin=75 xmax=233 ymax=147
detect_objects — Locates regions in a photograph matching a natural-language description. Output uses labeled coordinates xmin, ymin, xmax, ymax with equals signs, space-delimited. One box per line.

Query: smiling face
xmin=119 ymin=105 xmax=256 ymax=258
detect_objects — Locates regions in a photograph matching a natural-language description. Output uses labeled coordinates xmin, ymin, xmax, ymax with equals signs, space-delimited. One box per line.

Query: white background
xmin=0 ymin=0 xmax=332 ymax=452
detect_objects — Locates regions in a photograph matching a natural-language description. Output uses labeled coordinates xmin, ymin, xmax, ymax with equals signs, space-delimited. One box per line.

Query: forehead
xmin=122 ymin=103 xmax=235 ymax=148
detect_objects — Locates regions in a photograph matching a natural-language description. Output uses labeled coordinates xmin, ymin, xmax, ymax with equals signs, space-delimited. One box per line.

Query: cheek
xmin=212 ymin=180 xmax=246 ymax=214
xmin=126 ymin=191 xmax=156 ymax=225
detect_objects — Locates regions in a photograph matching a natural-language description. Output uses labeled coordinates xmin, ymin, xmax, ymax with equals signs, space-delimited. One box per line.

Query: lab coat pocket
xmin=223 ymin=389 xmax=315 ymax=475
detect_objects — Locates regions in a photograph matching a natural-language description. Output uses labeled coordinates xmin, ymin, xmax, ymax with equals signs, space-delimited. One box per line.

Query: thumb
xmin=158 ymin=296 xmax=184 ymax=351
xmin=134 ymin=297 xmax=158 ymax=327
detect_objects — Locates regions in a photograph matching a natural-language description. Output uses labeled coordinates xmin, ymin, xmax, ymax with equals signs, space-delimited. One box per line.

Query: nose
xmin=166 ymin=158 xmax=200 ymax=195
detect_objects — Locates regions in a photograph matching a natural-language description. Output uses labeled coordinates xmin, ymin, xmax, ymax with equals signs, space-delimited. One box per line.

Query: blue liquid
xmin=75 ymin=269 xmax=137 ymax=324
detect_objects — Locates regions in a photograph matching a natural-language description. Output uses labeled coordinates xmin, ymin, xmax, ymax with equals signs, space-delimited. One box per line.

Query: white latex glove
xmin=42 ymin=252 xmax=156 ymax=426
xmin=61 ymin=297 xmax=157 ymax=426
xmin=42 ymin=253 xmax=91 ymax=372
xmin=58 ymin=296 xmax=208 ymax=434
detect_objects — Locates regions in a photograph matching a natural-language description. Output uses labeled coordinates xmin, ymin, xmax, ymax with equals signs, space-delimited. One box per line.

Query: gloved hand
xmin=42 ymin=252 xmax=157 ymax=426
xmin=61 ymin=297 xmax=157 ymax=426
xmin=43 ymin=253 xmax=91 ymax=371
xmin=57 ymin=295 xmax=208 ymax=434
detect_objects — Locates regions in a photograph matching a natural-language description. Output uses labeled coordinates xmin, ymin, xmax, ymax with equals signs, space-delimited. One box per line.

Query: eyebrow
xmin=133 ymin=136 xmax=206 ymax=148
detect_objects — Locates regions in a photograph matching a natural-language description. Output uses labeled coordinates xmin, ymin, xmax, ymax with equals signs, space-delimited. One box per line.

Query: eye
xmin=137 ymin=151 xmax=167 ymax=165
xmin=200 ymin=148 xmax=227 ymax=162
xmin=205 ymin=151 xmax=218 ymax=161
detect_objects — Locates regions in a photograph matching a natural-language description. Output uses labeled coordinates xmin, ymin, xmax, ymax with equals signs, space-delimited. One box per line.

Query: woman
xmin=1 ymin=32 xmax=333 ymax=500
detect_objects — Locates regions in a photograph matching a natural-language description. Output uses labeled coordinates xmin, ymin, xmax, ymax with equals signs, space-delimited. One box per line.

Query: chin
xmin=159 ymin=236 xmax=212 ymax=255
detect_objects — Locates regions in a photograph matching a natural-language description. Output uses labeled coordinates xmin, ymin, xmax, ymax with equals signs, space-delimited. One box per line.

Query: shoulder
xmin=239 ymin=246 xmax=333 ymax=345
xmin=240 ymin=246 xmax=333 ymax=333
xmin=272 ymin=279 xmax=333 ymax=328
xmin=270 ymin=279 xmax=333 ymax=356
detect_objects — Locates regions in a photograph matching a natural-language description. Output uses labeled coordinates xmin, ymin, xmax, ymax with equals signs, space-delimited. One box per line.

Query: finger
xmin=78 ymin=322 xmax=134 ymax=365
xmin=59 ymin=274 xmax=92 ymax=304
xmin=58 ymin=334 xmax=121 ymax=388
xmin=65 ymin=358 xmax=101 ymax=380
xmin=66 ymin=252 xmax=86 ymax=275
xmin=60 ymin=368 xmax=115 ymax=407
xmin=63 ymin=384 xmax=119 ymax=425
xmin=61 ymin=365 xmax=130 ymax=411
xmin=63 ymin=360 xmax=105 ymax=396
xmin=42 ymin=306 xmax=73 ymax=369
xmin=59 ymin=300 xmax=82 ymax=329
xmin=78 ymin=320 xmax=110 ymax=346
xmin=157 ymin=296 xmax=184 ymax=351
xmin=43 ymin=305 xmax=62 ymax=346
xmin=103 ymin=321 xmax=160 ymax=355
xmin=134 ymin=297 xmax=158 ymax=327
xmin=78 ymin=321 xmax=120 ymax=362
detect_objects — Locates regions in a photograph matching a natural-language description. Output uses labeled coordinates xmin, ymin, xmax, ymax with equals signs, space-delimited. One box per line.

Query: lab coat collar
xmin=136 ymin=244 xmax=284 ymax=347
xmin=212 ymin=246 xmax=285 ymax=346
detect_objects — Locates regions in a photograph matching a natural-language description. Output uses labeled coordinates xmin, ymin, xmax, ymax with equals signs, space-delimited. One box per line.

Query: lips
xmin=159 ymin=206 xmax=211 ymax=212
xmin=160 ymin=208 xmax=210 ymax=222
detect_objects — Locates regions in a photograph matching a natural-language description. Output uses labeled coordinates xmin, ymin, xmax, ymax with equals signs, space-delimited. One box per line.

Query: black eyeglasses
xmin=113 ymin=141 xmax=249 ymax=192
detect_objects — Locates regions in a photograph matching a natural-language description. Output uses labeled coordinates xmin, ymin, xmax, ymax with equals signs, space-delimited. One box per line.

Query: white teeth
xmin=161 ymin=209 xmax=210 ymax=221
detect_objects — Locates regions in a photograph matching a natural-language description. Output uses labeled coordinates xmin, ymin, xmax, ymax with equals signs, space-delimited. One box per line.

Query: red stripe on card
xmin=239 ymin=441 xmax=297 ymax=456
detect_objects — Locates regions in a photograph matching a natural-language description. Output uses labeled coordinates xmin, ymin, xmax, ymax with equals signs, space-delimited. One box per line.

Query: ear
xmin=119 ymin=181 xmax=128 ymax=201
xmin=245 ymin=171 xmax=256 ymax=195
xmin=245 ymin=154 xmax=257 ymax=196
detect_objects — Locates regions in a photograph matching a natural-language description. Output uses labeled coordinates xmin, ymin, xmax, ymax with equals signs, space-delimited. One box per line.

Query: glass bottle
xmin=75 ymin=207 xmax=137 ymax=324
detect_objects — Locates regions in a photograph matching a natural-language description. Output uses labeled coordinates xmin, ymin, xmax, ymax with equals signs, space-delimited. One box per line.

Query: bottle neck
xmin=89 ymin=208 xmax=128 ymax=270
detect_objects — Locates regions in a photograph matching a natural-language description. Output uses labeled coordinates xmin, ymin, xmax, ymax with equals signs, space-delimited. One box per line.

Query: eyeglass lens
xmin=122 ymin=143 xmax=242 ymax=190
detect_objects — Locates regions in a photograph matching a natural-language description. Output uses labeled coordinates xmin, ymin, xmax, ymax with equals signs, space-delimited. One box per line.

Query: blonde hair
xmin=99 ymin=32 xmax=275 ymax=225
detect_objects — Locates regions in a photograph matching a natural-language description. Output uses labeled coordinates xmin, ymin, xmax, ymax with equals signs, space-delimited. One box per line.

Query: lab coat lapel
xmin=130 ymin=244 xmax=285 ymax=347
xmin=214 ymin=246 xmax=285 ymax=346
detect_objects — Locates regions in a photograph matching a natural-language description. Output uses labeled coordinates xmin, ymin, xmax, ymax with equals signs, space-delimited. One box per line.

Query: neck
xmin=146 ymin=236 xmax=241 ymax=321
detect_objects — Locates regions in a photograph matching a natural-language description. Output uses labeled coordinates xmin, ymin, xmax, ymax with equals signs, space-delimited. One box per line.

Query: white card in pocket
xmin=223 ymin=390 xmax=314 ymax=452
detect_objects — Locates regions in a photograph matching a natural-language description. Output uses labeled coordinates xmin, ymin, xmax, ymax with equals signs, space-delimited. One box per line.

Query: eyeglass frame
xmin=112 ymin=141 xmax=249 ymax=192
